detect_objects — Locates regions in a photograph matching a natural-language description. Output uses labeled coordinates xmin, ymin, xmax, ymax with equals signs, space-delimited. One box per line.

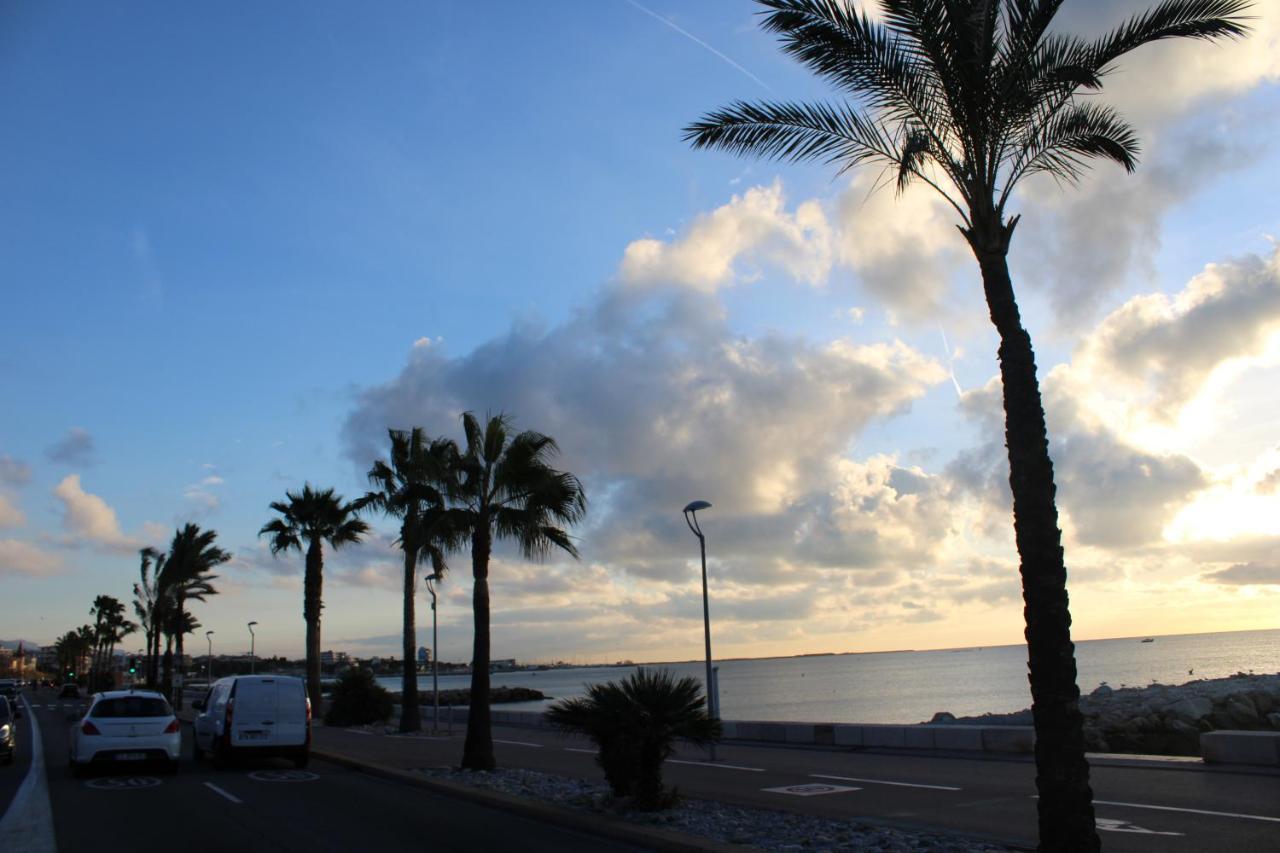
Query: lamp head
xmin=248 ymin=621 xmax=258 ymax=627
xmin=683 ymin=500 xmax=712 ymax=513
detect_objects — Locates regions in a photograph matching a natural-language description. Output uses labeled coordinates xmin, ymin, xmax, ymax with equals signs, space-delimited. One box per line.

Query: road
xmin=314 ymin=718 xmax=1280 ymax=851
xmin=1 ymin=688 xmax=644 ymax=853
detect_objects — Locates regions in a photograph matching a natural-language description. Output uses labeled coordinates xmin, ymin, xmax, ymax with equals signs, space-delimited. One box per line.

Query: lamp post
xmin=683 ymin=499 xmax=717 ymax=761
xmin=425 ymin=572 xmax=442 ymax=733
xmin=247 ymin=621 xmax=258 ymax=674
xmin=205 ymin=630 xmax=215 ymax=685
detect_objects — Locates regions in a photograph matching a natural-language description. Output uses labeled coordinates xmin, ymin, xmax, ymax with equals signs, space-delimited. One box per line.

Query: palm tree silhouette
xmin=438 ymin=412 xmax=586 ymax=771
xmin=260 ymin=484 xmax=369 ymax=712
xmin=362 ymin=428 xmax=457 ymax=733
xmin=157 ymin=523 xmax=229 ymax=709
xmin=685 ymin=1 xmax=1250 ymax=848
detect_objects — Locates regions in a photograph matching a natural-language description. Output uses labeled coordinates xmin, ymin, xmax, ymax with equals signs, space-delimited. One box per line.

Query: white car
xmin=68 ymin=690 xmax=180 ymax=776
xmin=193 ymin=675 xmax=310 ymax=768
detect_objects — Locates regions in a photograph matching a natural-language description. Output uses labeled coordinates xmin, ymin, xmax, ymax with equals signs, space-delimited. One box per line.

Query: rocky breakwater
xmin=928 ymin=672 xmax=1280 ymax=756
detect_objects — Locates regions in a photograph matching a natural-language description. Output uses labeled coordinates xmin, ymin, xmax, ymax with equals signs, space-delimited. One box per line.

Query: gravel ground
xmin=416 ymin=765 xmax=1019 ymax=852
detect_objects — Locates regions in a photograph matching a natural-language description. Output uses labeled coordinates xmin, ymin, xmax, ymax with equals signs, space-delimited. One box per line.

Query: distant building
xmin=417 ymin=646 xmax=430 ymax=664
xmin=491 ymin=659 xmax=517 ymax=672
xmin=320 ymin=650 xmax=350 ymax=668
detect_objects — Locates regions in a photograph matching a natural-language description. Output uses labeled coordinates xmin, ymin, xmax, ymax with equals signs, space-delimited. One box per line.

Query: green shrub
xmin=324 ymin=667 xmax=393 ymax=727
xmin=547 ymin=668 xmax=721 ymax=810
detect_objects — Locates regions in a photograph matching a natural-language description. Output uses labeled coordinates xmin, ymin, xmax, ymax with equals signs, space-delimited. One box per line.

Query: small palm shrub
xmin=324 ymin=667 xmax=393 ymax=727
xmin=547 ymin=668 xmax=721 ymax=810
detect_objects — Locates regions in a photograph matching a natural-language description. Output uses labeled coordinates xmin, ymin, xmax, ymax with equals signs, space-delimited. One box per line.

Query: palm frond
xmin=1090 ymin=0 xmax=1251 ymax=70
xmin=685 ymin=99 xmax=896 ymax=169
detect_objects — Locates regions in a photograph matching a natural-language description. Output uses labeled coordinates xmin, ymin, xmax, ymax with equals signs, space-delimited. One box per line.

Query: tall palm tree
xmin=684 ymin=1 xmax=1250 ymax=848
xmin=438 ymin=412 xmax=586 ymax=771
xmin=133 ymin=547 xmax=164 ymax=688
xmin=362 ymin=428 xmax=458 ymax=733
xmin=89 ymin=595 xmax=135 ymax=691
xmin=260 ymin=484 xmax=369 ymax=712
xmin=157 ymin=523 xmax=229 ymax=709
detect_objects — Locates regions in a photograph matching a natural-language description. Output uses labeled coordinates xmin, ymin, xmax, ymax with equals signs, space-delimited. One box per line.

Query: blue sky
xmin=3 ymin=1 xmax=1279 ymax=663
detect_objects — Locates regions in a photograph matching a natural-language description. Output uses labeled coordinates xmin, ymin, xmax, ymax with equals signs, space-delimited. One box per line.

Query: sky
xmin=2 ymin=0 xmax=1278 ymax=665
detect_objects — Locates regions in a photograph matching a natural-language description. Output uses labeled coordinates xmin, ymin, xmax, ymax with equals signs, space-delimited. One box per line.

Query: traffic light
xmin=128 ymin=657 xmax=137 ymax=675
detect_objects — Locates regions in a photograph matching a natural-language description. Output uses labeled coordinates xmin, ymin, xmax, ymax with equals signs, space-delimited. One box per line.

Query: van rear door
xmin=275 ymin=678 xmax=308 ymax=746
xmin=232 ymin=678 xmax=278 ymax=746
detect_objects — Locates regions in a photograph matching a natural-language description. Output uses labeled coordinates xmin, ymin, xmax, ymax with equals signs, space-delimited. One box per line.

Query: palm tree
xmin=89 ymin=595 xmax=136 ymax=691
xmin=260 ymin=484 xmax=370 ymax=712
xmin=684 ymin=1 xmax=1250 ymax=847
xmin=157 ymin=523 xmax=229 ymax=709
xmin=133 ymin=547 xmax=164 ymax=688
xmin=548 ymin=668 xmax=720 ymax=809
xmin=362 ymin=428 xmax=458 ymax=733
xmin=438 ymin=412 xmax=586 ymax=771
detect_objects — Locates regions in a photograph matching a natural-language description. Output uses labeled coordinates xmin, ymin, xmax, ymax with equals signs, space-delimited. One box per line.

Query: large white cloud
xmin=52 ymin=474 xmax=138 ymax=553
xmin=619 ymin=181 xmax=833 ymax=292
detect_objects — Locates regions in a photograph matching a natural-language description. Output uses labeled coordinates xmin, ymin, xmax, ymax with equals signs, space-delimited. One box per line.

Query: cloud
xmin=618 ymin=181 xmax=832 ymax=292
xmin=0 ymin=455 xmax=31 ymax=486
xmin=44 ymin=427 xmax=96 ymax=467
xmin=52 ymin=474 xmax=137 ymax=553
xmin=182 ymin=472 xmax=226 ymax=516
xmin=0 ymin=494 xmax=24 ymax=529
xmin=1202 ymin=562 xmax=1280 ymax=586
xmin=0 ymin=539 xmax=64 ymax=577
xmin=1067 ymin=247 xmax=1280 ymax=422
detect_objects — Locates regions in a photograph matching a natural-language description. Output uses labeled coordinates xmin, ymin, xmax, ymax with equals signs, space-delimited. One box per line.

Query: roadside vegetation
xmin=548 ymin=668 xmax=721 ymax=810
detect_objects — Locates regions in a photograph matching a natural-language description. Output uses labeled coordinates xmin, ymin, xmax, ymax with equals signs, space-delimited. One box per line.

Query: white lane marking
xmin=204 ymin=782 xmax=243 ymax=804
xmin=0 ymin=696 xmax=56 ymax=853
xmin=1092 ymin=798 xmax=1280 ymax=824
xmin=564 ymin=747 xmax=596 ymax=754
xmin=668 ymin=759 xmax=765 ymax=772
xmin=811 ymin=773 xmax=961 ymax=792
xmin=1096 ymin=817 xmax=1183 ymax=836
xmin=493 ymin=739 xmax=542 ymax=748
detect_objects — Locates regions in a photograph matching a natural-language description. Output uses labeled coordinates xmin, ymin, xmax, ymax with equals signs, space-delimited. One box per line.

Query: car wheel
xmin=292 ymin=751 xmax=309 ymax=770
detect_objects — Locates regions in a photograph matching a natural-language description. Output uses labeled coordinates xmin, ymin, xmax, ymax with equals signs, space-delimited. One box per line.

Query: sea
xmin=376 ymin=628 xmax=1280 ymax=724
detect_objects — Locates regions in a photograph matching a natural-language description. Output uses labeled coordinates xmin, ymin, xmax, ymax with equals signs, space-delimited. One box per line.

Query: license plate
xmin=239 ymin=731 xmax=268 ymax=741
xmin=116 ymin=752 xmax=146 ymax=761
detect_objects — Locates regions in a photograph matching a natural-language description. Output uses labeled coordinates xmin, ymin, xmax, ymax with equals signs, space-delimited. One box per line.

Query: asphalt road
xmin=315 ymin=720 xmax=1280 ymax=852
xmin=5 ymin=687 xmax=644 ymax=853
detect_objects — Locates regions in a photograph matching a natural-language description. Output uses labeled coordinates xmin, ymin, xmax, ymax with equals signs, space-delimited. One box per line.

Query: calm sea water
xmin=378 ymin=628 xmax=1280 ymax=724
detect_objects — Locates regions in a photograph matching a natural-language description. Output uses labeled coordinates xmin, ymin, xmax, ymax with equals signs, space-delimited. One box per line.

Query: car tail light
xmin=163 ymin=718 xmax=180 ymax=734
xmin=81 ymin=720 xmax=101 ymax=736
xmin=305 ymin=697 xmax=312 ymax=722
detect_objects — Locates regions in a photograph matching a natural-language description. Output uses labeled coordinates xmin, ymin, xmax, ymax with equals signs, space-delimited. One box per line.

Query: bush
xmin=323 ymin=667 xmax=393 ymax=727
xmin=547 ymin=668 xmax=721 ymax=810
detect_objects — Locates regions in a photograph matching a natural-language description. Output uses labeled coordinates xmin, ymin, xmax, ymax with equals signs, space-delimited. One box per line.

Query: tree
xmin=157 ymin=523 xmax=229 ymax=709
xmin=260 ymin=484 xmax=369 ymax=712
xmin=133 ymin=547 xmax=165 ymax=688
xmin=438 ymin=412 xmax=586 ymax=771
xmin=89 ymin=595 xmax=136 ymax=691
xmin=362 ymin=428 xmax=458 ymax=733
xmin=684 ymin=1 xmax=1250 ymax=847
xmin=548 ymin=668 xmax=720 ymax=809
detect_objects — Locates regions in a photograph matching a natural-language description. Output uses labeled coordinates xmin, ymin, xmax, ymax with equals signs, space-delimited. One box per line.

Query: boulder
xmin=928 ymin=711 xmax=956 ymax=724
xmin=1166 ymin=696 xmax=1213 ymax=722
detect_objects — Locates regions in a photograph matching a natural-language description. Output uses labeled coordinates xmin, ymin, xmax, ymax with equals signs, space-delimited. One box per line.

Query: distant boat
xmin=1141 ymin=638 xmax=1155 ymax=643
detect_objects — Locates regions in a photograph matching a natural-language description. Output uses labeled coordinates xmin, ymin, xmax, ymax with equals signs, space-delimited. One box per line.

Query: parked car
xmin=0 ymin=695 xmax=18 ymax=765
xmin=0 ymin=680 xmax=19 ymax=702
xmin=192 ymin=675 xmax=310 ymax=768
xmin=67 ymin=690 xmax=180 ymax=776
xmin=58 ymin=684 xmax=80 ymax=699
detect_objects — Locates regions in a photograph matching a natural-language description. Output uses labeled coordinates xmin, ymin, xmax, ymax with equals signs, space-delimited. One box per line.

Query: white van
xmin=192 ymin=675 xmax=310 ymax=768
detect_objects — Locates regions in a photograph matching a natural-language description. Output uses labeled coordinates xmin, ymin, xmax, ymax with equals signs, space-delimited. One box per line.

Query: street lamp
xmin=683 ymin=499 xmax=718 ymax=760
xmin=425 ymin=572 xmax=443 ymax=733
xmin=205 ymin=630 xmax=215 ymax=685
xmin=247 ymin=621 xmax=258 ymax=674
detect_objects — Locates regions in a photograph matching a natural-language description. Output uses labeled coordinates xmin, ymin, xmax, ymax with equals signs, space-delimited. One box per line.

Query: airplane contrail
xmin=625 ymin=0 xmax=774 ymax=93
xmin=938 ymin=324 xmax=964 ymax=398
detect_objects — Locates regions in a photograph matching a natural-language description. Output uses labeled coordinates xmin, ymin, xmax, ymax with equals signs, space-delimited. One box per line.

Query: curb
xmin=311 ymin=749 xmax=743 ymax=853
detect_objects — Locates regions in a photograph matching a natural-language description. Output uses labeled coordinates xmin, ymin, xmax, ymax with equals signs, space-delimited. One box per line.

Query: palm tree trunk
xmin=173 ymin=594 xmax=186 ymax=711
xmin=974 ymin=241 xmax=1099 ymax=852
xmin=303 ymin=536 xmax=324 ymax=714
xmin=399 ymin=534 xmax=421 ymax=733
xmin=161 ymin=633 xmax=174 ymax=698
xmin=462 ymin=526 xmax=495 ymax=771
